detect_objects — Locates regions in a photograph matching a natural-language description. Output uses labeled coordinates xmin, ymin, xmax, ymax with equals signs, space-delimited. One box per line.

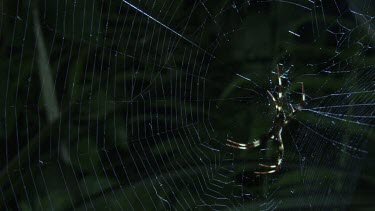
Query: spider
xmin=226 ymin=65 xmax=305 ymax=174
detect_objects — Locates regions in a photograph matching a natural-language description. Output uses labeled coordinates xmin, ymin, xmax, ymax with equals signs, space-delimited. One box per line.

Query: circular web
xmin=0 ymin=0 xmax=374 ymax=210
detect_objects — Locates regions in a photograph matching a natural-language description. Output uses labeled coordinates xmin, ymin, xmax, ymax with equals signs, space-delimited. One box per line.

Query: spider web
xmin=0 ymin=0 xmax=374 ymax=210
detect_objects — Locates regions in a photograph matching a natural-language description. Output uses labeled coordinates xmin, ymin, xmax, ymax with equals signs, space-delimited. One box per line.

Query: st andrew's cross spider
xmin=226 ymin=65 xmax=305 ymax=174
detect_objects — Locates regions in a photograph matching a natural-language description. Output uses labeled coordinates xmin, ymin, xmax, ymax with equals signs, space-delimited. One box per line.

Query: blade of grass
xmin=33 ymin=5 xmax=59 ymax=123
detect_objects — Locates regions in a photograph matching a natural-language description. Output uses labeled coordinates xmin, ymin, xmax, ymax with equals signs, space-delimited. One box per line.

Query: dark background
xmin=0 ymin=0 xmax=374 ymax=210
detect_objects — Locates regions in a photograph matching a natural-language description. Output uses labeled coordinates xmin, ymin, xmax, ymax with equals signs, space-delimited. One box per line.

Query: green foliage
xmin=0 ymin=0 xmax=374 ymax=210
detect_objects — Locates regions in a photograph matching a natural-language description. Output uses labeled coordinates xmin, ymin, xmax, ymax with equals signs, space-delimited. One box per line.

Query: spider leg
xmin=289 ymin=82 xmax=305 ymax=113
xmin=254 ymin=131 xmax=284 ymax=175
xmin=258 ymin=163 xmax=277 ymax=168
xmin=267 ymin=90 xmax=281 ymax=111
xmin=288 ymin=82 xmax=305 ymax=117
xmin=254 ymin=169 xmax=277 ymax=174
xmin=254 ymin=162 xmax=280 ymax=174
xmin=254 ymin=163 xmax=279 ymax=174
xmin=266 ymin=90 xmax=277 ymax=102
xmin=226 ymin=139 xmax=260 ymax=150
xmin=289 ymin=103 xmax=295 ymax=113
xmin=276 ymin=65 xmax=283 ymax=100
xmin=300 ymin=82 xmax=305 ymax=104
